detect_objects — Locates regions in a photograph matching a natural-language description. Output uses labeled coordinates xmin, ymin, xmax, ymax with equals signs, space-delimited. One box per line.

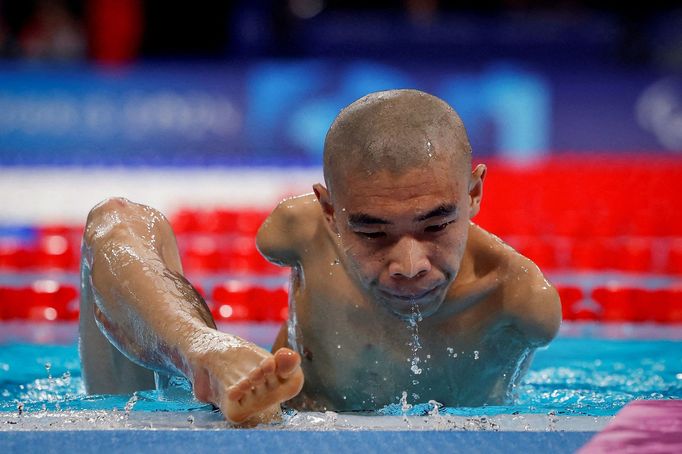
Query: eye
xmin=424 ymin=220 xmax=454 ymax=233
xmin=356 ymin=231 xmax=387 ymax=239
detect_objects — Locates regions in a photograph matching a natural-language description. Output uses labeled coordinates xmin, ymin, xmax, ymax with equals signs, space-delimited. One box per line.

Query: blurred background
xmin=0 ymin=0 xmax=681 ymax=327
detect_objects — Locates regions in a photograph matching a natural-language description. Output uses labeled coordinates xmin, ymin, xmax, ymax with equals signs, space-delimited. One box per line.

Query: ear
xmin=468 ymin=164 xmax=486 ymax=219
xmin=313 ymin=183 xmax=339 ymax=234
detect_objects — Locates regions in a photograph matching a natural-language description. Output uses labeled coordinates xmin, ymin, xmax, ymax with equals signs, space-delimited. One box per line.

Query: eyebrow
xmin=347 ymin=204 xmax=457 ymax=227
xmin=348 ymin=213 xmax=390 ymax=226
xmin=414 ymin=204 xmax=457 ymax=222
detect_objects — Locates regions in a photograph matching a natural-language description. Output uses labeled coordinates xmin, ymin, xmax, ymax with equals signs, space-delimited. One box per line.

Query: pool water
xmin=2 ymin=325 xmax=681 ymax=419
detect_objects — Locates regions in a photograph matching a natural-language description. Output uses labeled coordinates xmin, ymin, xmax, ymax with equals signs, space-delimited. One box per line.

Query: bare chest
xmin=289 ymin=260 xmax=528 ymax=411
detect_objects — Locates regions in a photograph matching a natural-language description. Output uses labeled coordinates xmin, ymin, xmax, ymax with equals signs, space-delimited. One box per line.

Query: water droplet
xmin=400 ymin=391 xmax=412 ymax=414
xmin=474 ymin=351 xmax=480 ymax=360
xmin=428 ymin=400 xmax=442 ymax=416
xmin=337 ymin=344 xmax=341 ymax=349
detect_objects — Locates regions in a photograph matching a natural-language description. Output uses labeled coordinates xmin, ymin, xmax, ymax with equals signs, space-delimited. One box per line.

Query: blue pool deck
xmin=0 ymin=408 xmax=609 ymax=453
xmin=3 ymin=403 xmax=682 ymax=453
xmin=0 ymin=430 xmax=596 ymax=454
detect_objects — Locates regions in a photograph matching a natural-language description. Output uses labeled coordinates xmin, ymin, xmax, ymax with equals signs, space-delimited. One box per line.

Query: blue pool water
xmin=2 ymin=324 xmax=681 ymax=418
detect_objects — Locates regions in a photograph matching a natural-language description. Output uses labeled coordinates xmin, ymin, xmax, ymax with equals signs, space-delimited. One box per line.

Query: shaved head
xmin=323 ymin=89 xmax=472 ymax=194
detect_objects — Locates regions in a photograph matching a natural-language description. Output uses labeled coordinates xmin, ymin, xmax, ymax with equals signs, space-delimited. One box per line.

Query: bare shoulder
xmin=472 ymin=225 xmax=561 ymax=347
xmin=256 ymin=193 xmax=323 ymax=266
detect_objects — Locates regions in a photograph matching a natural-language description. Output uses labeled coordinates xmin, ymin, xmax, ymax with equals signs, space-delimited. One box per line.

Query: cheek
xmin=437 ymin=225 xmax=469 ymax=266
xmin=340 ymin=237 xmax=385 ymax=282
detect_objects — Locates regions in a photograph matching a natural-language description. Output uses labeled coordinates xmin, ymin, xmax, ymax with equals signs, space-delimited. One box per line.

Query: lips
xmin=379 ymin=284 xmax=441 ymax=301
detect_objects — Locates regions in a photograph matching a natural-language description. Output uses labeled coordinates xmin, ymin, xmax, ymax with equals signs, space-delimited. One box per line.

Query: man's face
xmin=321 ymin=160 xmax=478 ymax=319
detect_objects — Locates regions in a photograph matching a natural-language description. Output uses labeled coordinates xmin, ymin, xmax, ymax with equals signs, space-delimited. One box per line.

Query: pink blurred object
xmin=579 ymin=400 xmax=682 ymax=453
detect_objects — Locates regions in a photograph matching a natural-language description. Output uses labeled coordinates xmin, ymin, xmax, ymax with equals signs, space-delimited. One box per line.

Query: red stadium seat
xmin=665 ymin=240 xmax=682 ymax=275
xmin=35 ymin=235 xmax=79 ymax=271
xmin=0 ymin=282 xmax=78 ymax=321
xmin=37 ymin=224 xmax=84 ymax=240
xmin=568 ymin=238 xmax=616 ymax=270
xmin=556 ymin=286 xmax=583 ymax=320
xmin=615 ymin=238 xmax=654 ymax=273
xmin=592 ymin=286 xmax=650 ymax=322
xmin=211 ymin=281 xmax=256 ymax=321
xmin=649 ymin=288 xmax=682 ymax=323
xmin=0 ymin=242 xmax=36 ymax=270
xmin=182 ymin=236 xmax=221 ymax=272
xmin=253 ymin=286 xmax=289 ymax=322
xmin=234 ymin=210 xmax=269 ymax=236
xmin=210 ymin=282 xmax=289 ymax=322
xmin=170 ymin=209 xmax=202 ymax=234
xmin=571 ymin=308 xmax=600 ymax=321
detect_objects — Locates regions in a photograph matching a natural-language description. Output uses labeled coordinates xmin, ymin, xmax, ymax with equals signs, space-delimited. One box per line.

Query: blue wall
xmin=0 ymin=61 xmax=678 ymax=166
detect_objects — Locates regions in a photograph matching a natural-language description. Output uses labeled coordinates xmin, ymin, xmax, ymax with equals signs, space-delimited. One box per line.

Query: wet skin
xmin=260 ymin=163 xmax=561 ymax=411
xmin=80 ymin=198 xmax=304 ymax=425
xmin=79 ymin=88 xmax=560 ymax=420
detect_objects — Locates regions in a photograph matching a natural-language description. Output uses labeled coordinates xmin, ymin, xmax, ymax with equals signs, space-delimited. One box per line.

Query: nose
xmin=388 ymin=237 xmax=431 ymax=279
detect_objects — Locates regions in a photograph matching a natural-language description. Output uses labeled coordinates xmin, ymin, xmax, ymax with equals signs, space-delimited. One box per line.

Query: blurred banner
xmin=0 ymin=61 xmax=679 ymax=166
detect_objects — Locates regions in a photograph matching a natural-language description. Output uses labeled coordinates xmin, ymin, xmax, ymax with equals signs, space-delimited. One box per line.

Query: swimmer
xmin=260 ymin=89 xmax=561 ymax=410
xmin=79 ymin=89 xmax=560 ymax=422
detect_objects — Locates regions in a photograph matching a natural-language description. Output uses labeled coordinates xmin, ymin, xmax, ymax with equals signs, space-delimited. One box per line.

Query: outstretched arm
xmin=80 ymin=197 xmax=303 ymax=424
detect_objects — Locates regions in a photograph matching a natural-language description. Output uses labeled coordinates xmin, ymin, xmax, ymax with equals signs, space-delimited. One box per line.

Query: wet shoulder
xmin=273 ymin=193 xmax=323 ymax=238
xmin=470 ymin=223 xmax=561 ymax=347
xmin=256 ymin=193 xmax=324 ymax=265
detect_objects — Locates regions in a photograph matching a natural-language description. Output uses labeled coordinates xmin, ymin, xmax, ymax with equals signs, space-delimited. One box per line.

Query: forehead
xmin=332 ymin=163 xmax=468 ymax=216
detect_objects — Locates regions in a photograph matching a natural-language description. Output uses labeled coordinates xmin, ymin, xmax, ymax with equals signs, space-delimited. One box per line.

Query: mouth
xmin=379 ymin=284 xmax=442 ymax=303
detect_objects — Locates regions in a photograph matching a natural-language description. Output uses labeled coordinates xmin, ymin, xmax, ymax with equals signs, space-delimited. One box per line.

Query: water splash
xmin=407 ymin=302 xmax=423 ymax=383
xmin=427 ymin=399 xmax=442 ymax=416
xmin=123 ymin=392 xmax=138 ymax=419
xmin=399 ymin=391 xmax=412 ymax=415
